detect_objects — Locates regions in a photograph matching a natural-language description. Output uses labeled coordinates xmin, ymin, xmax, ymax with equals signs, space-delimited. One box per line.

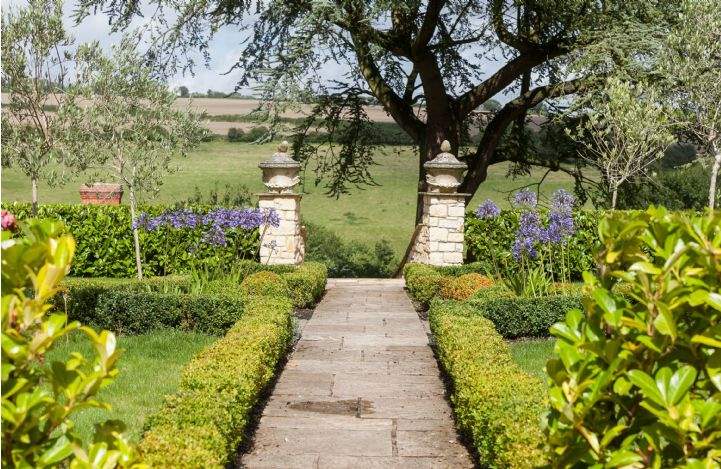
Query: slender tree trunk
xmin=611 ymin=184 xmax=618 ymax=210
xmin=31 ymin=177 xmax=38 ymax=215
xmin=128 ymin=183 xmax=144 ymax=279
xmin=709 ymin=144 xmax=721 ymax=209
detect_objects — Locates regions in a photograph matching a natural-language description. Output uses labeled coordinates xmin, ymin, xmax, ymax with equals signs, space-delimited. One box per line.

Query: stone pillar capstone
xmin=410 ymin=140 xmax=469 ymax=266
xmin=258 ymin=141 xmax=305 ymax=265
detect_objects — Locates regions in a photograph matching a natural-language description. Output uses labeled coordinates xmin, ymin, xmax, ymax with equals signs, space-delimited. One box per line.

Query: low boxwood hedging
xmin=138 ymin=295 xmax=294 ymax=467
xmin=430 ymin=300 xmax=547 ymax=468
xmin=465 ymin=292 xmax=583 ymax=339
xmin=403 ymin=262 xmax=494 ymax=306
xmin=55 ymin=262 xmax=328 ymax=326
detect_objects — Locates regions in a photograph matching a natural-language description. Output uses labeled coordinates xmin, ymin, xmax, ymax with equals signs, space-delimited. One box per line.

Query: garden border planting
xmin=430 ymin=299 xmax=547 ymax=468
xmin=138 ymin=295 xmax=294 ymax=467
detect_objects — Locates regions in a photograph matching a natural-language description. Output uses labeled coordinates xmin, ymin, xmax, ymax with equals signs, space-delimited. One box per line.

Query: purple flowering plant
xmin=475 ymin=199 xmax=501 ymax=219
xmin=134 ymin=207 xmax=279 ymax=247
xmin=475 ymin=188 xmax=577 ymax=296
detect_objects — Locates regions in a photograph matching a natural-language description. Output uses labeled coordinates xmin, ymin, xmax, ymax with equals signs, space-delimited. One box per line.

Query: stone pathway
xmin=241 ymin=279 xmax=473 ymax=469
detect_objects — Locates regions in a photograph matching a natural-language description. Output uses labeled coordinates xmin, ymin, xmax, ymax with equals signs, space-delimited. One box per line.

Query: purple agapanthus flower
xmin=550 ymin=189 xmax=575 ymax=214
xmin=134 ymin=207 xmax=279 ymax=246
xmin=513 ymin=211 xmax=543 ymax=259
xmin=475 ymin=199 xmax=501 ymax=219
xmin=513 ymin=189 xmax=537 ymax=209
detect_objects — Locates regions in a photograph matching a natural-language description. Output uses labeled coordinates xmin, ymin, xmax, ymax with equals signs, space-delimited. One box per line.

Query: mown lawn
xmin=509 ymin=338 xmax=555 ymax=379
xmin=46 ymin=329 xmax=216 ymax=443
xmin=2 ymin=140 xmax=579 ymax=255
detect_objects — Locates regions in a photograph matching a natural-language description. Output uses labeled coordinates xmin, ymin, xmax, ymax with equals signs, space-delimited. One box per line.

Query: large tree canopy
xmin=77 ymin=0 xmax=678 ymax=212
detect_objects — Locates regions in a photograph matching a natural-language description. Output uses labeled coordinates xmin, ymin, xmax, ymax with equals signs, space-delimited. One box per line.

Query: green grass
xmin=509 ymin=338 xmax=555 ymax=379
xmin=46 ymin=329 xmax=216 ymax=443
xmin=1 ymin=141 xmax=579 ymax=255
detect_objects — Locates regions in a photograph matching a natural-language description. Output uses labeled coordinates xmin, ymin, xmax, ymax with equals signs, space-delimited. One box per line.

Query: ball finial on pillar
xmin=440 ymin=140 xmax=451 ymax=152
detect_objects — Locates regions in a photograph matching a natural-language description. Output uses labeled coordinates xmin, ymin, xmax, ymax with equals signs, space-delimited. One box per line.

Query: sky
xmin=3 ymin=0 xmax=510 ymax=101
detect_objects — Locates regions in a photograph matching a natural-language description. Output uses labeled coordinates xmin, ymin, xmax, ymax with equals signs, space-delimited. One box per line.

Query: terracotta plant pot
xmin=79 ymin=183 xmax=123 ymax=205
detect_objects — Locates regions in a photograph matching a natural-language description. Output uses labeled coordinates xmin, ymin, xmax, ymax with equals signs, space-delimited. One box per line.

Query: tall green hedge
xmin=465 ymin=209 xmax=603 ymax=279
xmin=430 ymin=300 xmax=547 ymax=468
xmin=3 ymin=203 xmax=259 ymax=277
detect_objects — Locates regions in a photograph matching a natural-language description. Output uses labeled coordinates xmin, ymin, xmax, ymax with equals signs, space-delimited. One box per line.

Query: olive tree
xmin=1 ymin=0 xmax=75 ymax=214
xmin=61 ymin=38 xmax=206 ymax=278
xmin=661 ymin=0 xmax=721 ymax=208
xmin=571 ymin=78 xmax=674 ymax=209
xmin=74 ymin=0 xmax=681 ymax=250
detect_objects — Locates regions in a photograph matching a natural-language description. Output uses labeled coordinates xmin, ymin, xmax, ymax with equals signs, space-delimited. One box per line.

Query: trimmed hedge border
xmin=138 ymin=295 xmax=294 ymax=467
xmin=403 ymin=262 xmax=493 ymax=307
xmin=430 ymin=300 xmax=547 ymax=468
xmin=130 ymin=262 xmax=327 ymax=466
xmin=55 ymin=262 xmax=328 ymax=331
xmin=465 ymin=292 xmax=582 ymax=339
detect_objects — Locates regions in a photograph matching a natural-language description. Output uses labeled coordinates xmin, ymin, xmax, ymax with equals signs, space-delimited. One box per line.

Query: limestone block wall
xmin=410 ymin=192 xmax=467 ymax=266
xmin=258 ymin=194 xmax=305 ymax=265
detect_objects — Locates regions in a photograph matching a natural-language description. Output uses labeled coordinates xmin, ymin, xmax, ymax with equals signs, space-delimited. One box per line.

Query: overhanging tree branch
xmin=460 ymin=75 xmax=602 ymax=195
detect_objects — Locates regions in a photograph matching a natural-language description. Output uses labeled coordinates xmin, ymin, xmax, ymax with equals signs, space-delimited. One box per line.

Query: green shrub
xmin=2 ymin=219 xmax=140 ymax=467
xmin=403 ymin=263 xmax=445 ymax=305
xmin=138 ymin=295 xmax=293 ymax=468
xmin=281 ymin=261 xmax=328 ymax=308
xmin=439 ymin=273 xmax=494 ymax=301
xmin=430 ymin=300 xmax=547 ymax=468
xmin=239 ymin=271 xmax=289 ymax=298
xmin=615 ymin=161 xmax=714 ymax=210
xmin=3 ymin=202 xmax=259 ymax=277
xmin=466 ymin=292 xmax=582 ymax=338
xmin=94 ymin=291 xmax=245 ymax=335
xmin=305 ymin=222 xmax=396 ymax=277
xmin=546 ymin=207 xmax=721 ymax=466
xmin=55 ymin=277 xmax=243 ymax=335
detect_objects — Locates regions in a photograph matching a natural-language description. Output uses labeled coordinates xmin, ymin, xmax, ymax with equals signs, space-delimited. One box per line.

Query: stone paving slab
xmin=240 ymin=279 xmax=473 ymax=469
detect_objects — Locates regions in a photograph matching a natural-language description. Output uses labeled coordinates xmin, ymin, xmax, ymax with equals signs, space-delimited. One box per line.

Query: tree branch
xmin=413 ymin=0 xmax=445 ymax=53
xmin=460 ymin=75 xmax=602 ymax=195
xmin=351 ymin=32 xmax=425 ymax=141
xmin=456 ymin=50 xmax=562 ymax=116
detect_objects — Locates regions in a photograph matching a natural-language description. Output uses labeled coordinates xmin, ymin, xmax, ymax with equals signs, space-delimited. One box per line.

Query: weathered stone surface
xmin=240 ymin=279 xmax=473 ymax=468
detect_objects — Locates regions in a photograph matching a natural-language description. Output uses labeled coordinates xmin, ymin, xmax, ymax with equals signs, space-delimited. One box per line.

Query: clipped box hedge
xmin=430 ymin=300 xmax=547 ymax=468
xmin=138 ymin=295 xmax=294 ymax=467
xmin=465 ymin=289 xmax=583 ymax=339
xmin=403 ymin=262 xmax=494 ymax=306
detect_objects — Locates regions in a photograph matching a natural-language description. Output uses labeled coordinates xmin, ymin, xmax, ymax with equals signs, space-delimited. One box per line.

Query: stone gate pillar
xmin=410 ymin=140 xmax=469 ymax=266
xmin=258 ymin=141 xmax=305 ymax=265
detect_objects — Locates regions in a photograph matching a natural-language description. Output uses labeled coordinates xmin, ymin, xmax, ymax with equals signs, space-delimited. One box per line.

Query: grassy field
xmin=2 ymin=140 xmax=578 ymax=255
xmin=46 ymin=330 xmax=215 ymax=443
xmin=509 ymin=338 xmax=555 ymax=379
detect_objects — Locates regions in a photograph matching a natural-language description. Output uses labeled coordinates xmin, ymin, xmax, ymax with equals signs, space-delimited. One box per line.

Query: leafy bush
xmin=305 ymin=222 xmax=396 ymax=277
xmin=4 ymin=203 xmax=259 ymax=277
xmin=616 ymin=162 xmax=714 ymax=210
xmin=439 ymin=273 xmax=493 ymax=301
xmin=403 ymin=263 xmax=444 ymax=305
xmin=239 ymin=271 xmax=289 ymax=298
xmin=466 ymin=291 xmax=582 ymax=339
xmin=1 ymin=219 xmax=141 ymax=467
xmin=93 ymin=291 xmax=245 ymax=335
xmin=282 ymin=262 xmax=328 ymax=308
xmin=546 ymin=207 xmax=721 ymax=466
xmin=138 ymin=295 xmax=293 ymax=467
xmin=430 ymin=300 xmax=547 ymax=468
